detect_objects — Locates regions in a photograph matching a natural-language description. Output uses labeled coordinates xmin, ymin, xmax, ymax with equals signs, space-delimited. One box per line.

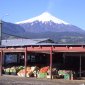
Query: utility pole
xmin=0 ymin=20 xmax=2 ymax=45
xmin=0 ymin=14 xmax=8 ymax=45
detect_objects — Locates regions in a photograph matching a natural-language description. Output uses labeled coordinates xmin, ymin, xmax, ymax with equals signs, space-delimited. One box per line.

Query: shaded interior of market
xmin=2 ymin=52 xmax=85 ymax=78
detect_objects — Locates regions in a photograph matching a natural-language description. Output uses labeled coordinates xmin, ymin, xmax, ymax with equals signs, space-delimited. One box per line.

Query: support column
xmin=24 ymin=47 xmax=27 ymax=77
xmin=79 ymin=54 xmax=81 ymax=78
xmin=50 ymin=47 xmax=53 ymax=79
xmin=0 ymin=50 xmax=3 ymax=76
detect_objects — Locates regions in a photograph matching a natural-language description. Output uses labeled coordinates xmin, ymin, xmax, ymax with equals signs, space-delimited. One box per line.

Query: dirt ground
xmin=0 ymin=75 xmax=85 ymax=85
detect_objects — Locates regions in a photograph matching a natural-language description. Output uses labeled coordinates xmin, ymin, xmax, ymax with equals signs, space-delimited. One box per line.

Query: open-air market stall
xmin=0 ymin=39 xmax=85 ymax=79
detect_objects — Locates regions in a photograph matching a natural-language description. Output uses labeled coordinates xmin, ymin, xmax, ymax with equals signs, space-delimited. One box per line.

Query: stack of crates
xmin=64 ymin=73 xmax=70 ymax=80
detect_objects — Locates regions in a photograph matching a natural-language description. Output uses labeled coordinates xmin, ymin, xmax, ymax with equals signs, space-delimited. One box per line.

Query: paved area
xmin=0 ymin=75 xmax=85 ymax=85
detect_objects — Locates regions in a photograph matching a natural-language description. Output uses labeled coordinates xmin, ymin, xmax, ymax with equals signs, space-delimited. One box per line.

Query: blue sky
xmin=0 ymin=0 xmax=85 ymax=30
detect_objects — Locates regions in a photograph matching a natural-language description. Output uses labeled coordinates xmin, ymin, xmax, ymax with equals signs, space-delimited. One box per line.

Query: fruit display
xmin=58 ymin=70 xmax=72 ymax=76
xmin=16 ymin=66 xmax=24 ymax=72
xmin=39 ymin=66 xmax=49 ymax=73
xmin=38 ymin=66 xmax=50 ymax=78
xmin=10 ymin=67 xmax=17 ymax=75
xmin=58 ymin=70 xmax=74 ymax=80
xmin=17 ymin=66 xmax=37 ymax=77
xmin=3 ymin=66 xmax=60 ymax=79
xmin=3 ymin=66 xmax=24 ymax=75
xmin=38 ymin=72 xmax=47 ymax=78
xmin=4 ymin=68 xmax=10 ymax=75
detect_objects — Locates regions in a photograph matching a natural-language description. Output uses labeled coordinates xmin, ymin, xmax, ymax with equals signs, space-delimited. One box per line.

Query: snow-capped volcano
xmin=16 ymin=12 xmax=83 ymax=33
xmin=2 ymin=12 xmax=85 ymax=44
xmin=16 ymin=12 xmax=69 ymax=25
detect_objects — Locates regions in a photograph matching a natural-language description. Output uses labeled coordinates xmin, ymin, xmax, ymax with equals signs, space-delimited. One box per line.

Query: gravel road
xmin=0 ymin=75 xmax=85 ymax=85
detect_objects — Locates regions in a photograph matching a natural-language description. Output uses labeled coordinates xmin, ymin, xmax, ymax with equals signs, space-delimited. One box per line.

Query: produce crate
xmin=64 ymin=73 xmax=71 ymax=80
xmin=10 ymin=72 xmax=16 ymax=75
xmin=4 ymin=72 xmax=10 ymax=75
xmin=38 ymin=72 xmax=47 ymax=78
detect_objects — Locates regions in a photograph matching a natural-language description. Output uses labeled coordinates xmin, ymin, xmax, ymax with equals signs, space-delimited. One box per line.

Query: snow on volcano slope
xmin=16 ymin=12 xmax=69 ymax=25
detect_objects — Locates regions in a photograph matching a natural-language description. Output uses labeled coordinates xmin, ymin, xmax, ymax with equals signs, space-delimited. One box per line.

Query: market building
xmin=0 ymin=38 xmax=85 ymax=80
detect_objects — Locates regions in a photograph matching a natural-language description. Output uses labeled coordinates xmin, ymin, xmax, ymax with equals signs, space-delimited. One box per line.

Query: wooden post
xmin=50 ymin=47 xmax=53 ymax=79
xmin=24 ymin=47 xmax=27 ymax=77
xmin=0 ymin=50 xmax=3 ymax=76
